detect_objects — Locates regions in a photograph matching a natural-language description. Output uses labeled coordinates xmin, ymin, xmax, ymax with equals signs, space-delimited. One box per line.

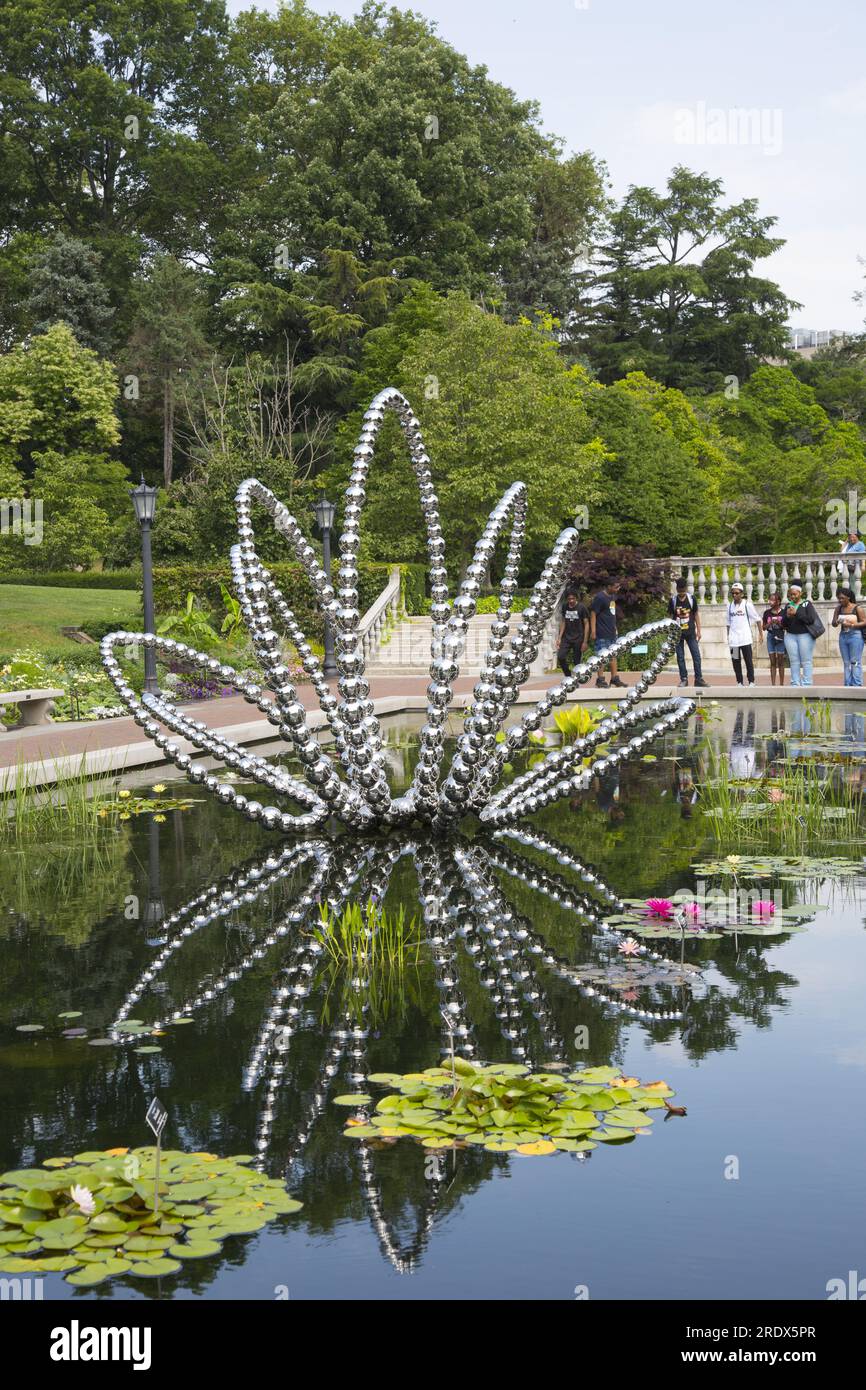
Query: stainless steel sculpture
xmin=101 ymin=388 xmax=695 ymax=830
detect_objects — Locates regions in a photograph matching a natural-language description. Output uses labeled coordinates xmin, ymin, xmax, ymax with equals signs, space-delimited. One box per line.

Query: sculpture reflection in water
xmin=111 ymin=830 xmax=704 ymax=1275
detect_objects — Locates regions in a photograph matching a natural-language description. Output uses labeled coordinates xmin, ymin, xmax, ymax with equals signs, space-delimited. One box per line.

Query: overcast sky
xmin=228 ymin=0 xmax=866 ymax=330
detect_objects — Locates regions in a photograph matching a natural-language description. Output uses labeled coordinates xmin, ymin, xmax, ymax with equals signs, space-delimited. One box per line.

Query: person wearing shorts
xmin=762 ymin=592 xmax=787 ymax=685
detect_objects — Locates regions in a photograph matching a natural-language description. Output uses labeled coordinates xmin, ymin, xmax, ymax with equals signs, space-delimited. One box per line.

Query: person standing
xmin=590 ymin=582 xmax=626 ymax=688
xmin=782 ymin=580 xmax=824 ymax=687
xmin=841 ymin=531 xmax=865 ymax=593
xmin=832 ymin=586 xmax=866 ymax=687
xmin=556 ymin=591 xmax=589 ymax=676
xmin=668 ymin=576 xmax=708 ymax=687
xmin=726 ymin=582 xmax=762 ymax=685
xmin=762 ymin=592 xmax=787 ymax=686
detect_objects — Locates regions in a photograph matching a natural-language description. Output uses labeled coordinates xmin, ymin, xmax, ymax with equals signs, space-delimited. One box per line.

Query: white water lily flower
xmin=70 ymin=1184 xmax=96 ymax=1215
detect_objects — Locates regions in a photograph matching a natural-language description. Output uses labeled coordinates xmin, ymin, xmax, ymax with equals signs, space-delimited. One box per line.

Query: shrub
xmin=0 ymin=570 xmax=139 ymax=589
xmin=567 ymin=542 xmax=670 ymax=618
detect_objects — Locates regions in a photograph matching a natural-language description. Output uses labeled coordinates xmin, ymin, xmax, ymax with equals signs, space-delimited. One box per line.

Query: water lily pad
xmin=15 ymin=1024 xmax=43 ymax=1033
xmin=332 ymin=1094 xmax=371 ymax=1106
xmin=57 ymin=1011 xmax=83 ymax=1020
xmin=168 ymin=1240 xmax=222 ymax=1259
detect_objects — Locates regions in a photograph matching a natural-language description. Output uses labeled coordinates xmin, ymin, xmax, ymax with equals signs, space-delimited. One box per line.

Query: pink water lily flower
xmin=70 ymin=1184 xmax=96 ymax=1215
xmin=753 ymin=900 xmax=777 ymax=917
xmin=682 ymin=901 xmax=702 ymax=918
xmin=618 ymin=937 xmax=641 ymax=956
xmin=645 ymin=898 xmax=674 ymax=918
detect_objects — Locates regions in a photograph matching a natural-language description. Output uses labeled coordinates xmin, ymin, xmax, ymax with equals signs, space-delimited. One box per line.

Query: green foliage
xmin=24 ymin=234 xmax=115 ymax=356
xmin=157 ymin=592 xmax=222 ymax=652
xmin=333 ymin=293 xmax=605 ymax=573
xmin=0 ymin=571 xmax=139 ymax=590
xmin=0 ymin=1148 xmax=301 ymax=1284
xmin=584 ymin=377 xmax=722 ymax=552
xmin=553 ymin=704 xmax=602 ymax=743
xmin=709 ymin=366 xmax=866 ymax=552
xmin=342 ymin=1059 xmax=677 ymax=1154
xmin=582 ymin=166 xmax=795 ymax=390
xmin=151 ymin=561 xmax=411 ymax=642
xmin=0 ymin=584 xmax=140 ymax=664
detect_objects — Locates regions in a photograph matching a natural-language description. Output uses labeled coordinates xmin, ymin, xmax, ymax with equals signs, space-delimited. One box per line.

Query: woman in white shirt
xmin=726 ymin=582 xmax=763 ymax=685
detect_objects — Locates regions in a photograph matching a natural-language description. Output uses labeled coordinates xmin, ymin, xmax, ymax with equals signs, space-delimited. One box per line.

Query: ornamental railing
xmin=358 ymin=565 xmax=403 ymax=662
xmin=669 ymin=553 xmax=862 ymax=604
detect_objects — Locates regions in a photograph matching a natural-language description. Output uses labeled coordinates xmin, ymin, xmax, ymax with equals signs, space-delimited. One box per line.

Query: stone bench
xmin=0 ymin=688 xmax=64 ymax=731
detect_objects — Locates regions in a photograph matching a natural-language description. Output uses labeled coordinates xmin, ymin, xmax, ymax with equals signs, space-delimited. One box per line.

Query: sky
xmin=227 ymin=0 xmax=866 ymax=330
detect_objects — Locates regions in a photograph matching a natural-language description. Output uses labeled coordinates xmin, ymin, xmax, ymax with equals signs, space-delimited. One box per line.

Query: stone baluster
xmin=805 ymin=559 xmax=814 ymax=601
xmin=768 ymin=558 xmax=778 ymax=601
xmin=756 ymin=558 xmax=766 ymax=605
xmin=697 ymin=564 xmax=707 ymax=603
xmin=780 ymin=559 xmax=789 ymax=596
xmin=817 ymin=558 xmax=828 ymax=601
xmin=720 ymin=562 xmax=730 ymax=604
xmin=709 ymin=560 xmax=719 ymax=604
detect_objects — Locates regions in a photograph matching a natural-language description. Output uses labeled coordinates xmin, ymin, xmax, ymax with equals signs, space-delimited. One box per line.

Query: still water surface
xmin=2 ymin=702 xmax=864 ymax=1299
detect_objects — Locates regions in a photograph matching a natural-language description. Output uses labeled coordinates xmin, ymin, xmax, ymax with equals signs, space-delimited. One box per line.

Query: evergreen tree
xmin=24 ymin=234 xmax=115 ymax=356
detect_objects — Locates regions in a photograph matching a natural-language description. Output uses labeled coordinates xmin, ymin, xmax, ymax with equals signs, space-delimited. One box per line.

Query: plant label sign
xmin=146 ymin=1096 xmax=167 ymax=1215
xmin=146 ymin=1096 xmax=167 ymax=1139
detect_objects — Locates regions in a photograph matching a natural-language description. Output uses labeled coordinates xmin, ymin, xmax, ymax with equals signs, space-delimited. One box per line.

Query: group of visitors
xmin=556 ymin=586 xmax=626 ymax=688
xmin=558 ymin=572 xmax=866 ymax=689
xmin=675 ymin=575 xmax=864 ymax=688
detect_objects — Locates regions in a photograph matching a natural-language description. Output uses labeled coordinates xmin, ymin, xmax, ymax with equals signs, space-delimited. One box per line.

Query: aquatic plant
xmin=645 ymin=898 xmax=675 ymax=917
xmin=338 ymin=1058 xmax=679 ymax=1154
xmin=553 ymin=704 xmax=602 ymax=743
xmin=0 ymin=1148 xmax=301 ymax=1285
xmin=700 ymin=747 xmax=863 ymax=849
xmin=691 ymin=853 xmax=862 ymax=879
xmin=606 ymin=896 xmax=812 ymax=940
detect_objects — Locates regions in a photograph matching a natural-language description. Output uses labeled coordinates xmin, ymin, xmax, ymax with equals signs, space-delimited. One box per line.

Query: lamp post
xmin=314 ymin=489 xmax=338 ymax=678
xmin=130 ymin=477 xmax=159 ymax=695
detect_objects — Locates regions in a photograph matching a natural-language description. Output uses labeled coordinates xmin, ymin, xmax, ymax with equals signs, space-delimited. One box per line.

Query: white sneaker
xmin=748 ymin=681 xmax=756 ymax=686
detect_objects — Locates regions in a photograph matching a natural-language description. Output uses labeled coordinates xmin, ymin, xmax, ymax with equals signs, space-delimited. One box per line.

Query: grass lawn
xmin=0 ymin=584 xmax=140 ymax=662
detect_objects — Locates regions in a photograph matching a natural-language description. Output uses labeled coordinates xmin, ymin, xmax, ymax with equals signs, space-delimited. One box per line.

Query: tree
xmin=125 ymin=255 xmax=211 ymax=484
xmin=0 ymin=0 xmax=231 ymax=306
xmin=792 ymin=339 xmax=866 ymax=427
xmin=0 ymin=323 xmax=120 ymax=472
xmin=709 ymin=366 xmax=866 ymax=552
xmin=580 ymin=167 xmax=797 ymax=390
xmin=582 ymin=377 xmax=722 ymax=554
xmin=24 ymin=233 xmax=115 ymax=356
xmin=155 ymin=346 xmax=331 ymax=562
xmin=332 ymin=292 xmax=605 ymax=575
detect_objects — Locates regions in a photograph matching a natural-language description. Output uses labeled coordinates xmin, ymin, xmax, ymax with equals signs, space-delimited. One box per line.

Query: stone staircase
xmin=366 ymin=613 xmax=558 ymax=677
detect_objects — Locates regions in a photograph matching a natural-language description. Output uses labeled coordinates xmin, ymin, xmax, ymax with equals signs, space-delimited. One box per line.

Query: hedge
xmin=151 ymin=562 xmax=427 ymax=641
xmin=0 ymin=570 xmax=139 ymax=590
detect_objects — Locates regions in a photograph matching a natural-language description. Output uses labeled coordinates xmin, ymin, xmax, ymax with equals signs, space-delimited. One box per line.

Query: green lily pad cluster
xmin=338 ymin=1058 xmax=677 ymax=1155
xmin=0 ymin=1148 xmax=302 ymax=1286
xmin=691 ymin=853 xmax=861 ymax=879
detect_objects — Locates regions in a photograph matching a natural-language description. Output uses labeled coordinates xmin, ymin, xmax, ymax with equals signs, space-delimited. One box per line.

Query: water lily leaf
xmin=57 ymin=1011 xmax=83 ymax=1019
xmin=125 ymin=1256 xmax=182 ymax=1279
xmin=168 ymin=1240 xmax=222 ymax=1259
xmin=65 ymin=1257 xmax=131 ymax=1283
xmin=332 ymin=1094 xmax=371 ymax=1106
xmin=515 ymin=1141 xmax=556 ymax=1156
xmin=15 ymin=1024 xmax=44 ymax=1033
xmin=21 ymin=1188 xmax=55 ymax=1211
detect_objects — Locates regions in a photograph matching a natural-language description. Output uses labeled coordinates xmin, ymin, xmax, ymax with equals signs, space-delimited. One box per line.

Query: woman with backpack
xmin=726 ymin=583 xmax=763 ymax=685
xmin=832 ymin=586 xmax=866 ymax=687
xmin=782 ymin=580 xmax=824 ymax=687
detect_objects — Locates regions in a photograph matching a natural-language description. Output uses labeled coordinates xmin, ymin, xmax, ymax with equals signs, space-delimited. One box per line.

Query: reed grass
xmin=701 ymin=746 xmax=862 ymax=849
xmin=0 ymin=754 xmax=121 ymax=840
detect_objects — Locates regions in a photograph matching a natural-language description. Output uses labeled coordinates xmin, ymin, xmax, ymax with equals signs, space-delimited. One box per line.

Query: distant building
xmin=786 ymin=327 xmax=847 ymax=358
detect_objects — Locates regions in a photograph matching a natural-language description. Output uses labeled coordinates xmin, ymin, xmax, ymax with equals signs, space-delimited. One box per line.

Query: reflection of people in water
xmin=729 ymin=709 xmax=757 ymax=780
xmin=593 ymin=765 xmax=625 ymax=824
xmin=673 ymin=763 xmax=698 ymax=820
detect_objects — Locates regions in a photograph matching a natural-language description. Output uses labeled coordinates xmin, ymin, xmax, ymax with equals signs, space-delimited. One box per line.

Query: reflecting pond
xmin=2 ymin=700 xmax=865 ymax=1300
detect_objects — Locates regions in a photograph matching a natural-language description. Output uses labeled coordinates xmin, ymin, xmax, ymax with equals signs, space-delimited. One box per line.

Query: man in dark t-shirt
xmin=590 ymin=583 xmax=626 ymax=688
xmin=668 ymin=577 xmax=708 ymax=687
xmin=557 ymin=591 xmax=589 ymax=675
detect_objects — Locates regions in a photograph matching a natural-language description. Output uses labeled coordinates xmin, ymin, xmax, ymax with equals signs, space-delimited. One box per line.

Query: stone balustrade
xmin=669 ymin=552 xmax=862 ymax=604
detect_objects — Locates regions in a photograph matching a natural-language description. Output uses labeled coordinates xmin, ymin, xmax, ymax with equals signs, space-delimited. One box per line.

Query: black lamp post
xmin=130 ymin=477 xmax=159 ymax=695
xmin=314 ymin=489 xmax=338 ymax=679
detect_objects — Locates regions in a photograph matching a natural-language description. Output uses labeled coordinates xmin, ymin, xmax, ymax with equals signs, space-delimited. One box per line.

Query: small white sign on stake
xmin=145 ymin=1096 xmax=168 ymax=1215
